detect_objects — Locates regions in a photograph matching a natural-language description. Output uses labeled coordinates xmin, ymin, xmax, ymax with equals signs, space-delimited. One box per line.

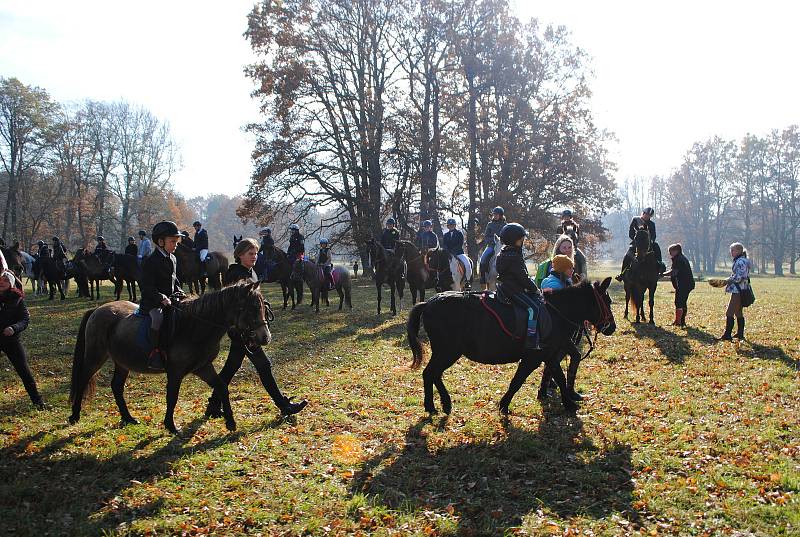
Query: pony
xmin=292 ymin=258 xmax=352 ymax=313
xmin=19 ymin=251 xmax=38 ymax=294
xmin=68 ymin=249 xmax=91 ymax=298
xmin=111 ymin=253 xmax=141 ymax=301
xmin=68 ymin=282 xmax=271 ymax=434
xmin=622 ymin=226 xmax=660 ymax=324
xmin=394 ymin=240 xmax=438 ymax=304
xmin=482 ymin=234 xmax=501 ymax=291
xmin=425 ymin=248 xmax=471 ymax=292
xmin=175 ymin=236 xmax=228 ymax=294
xmin=82 ymin=250 xmax=115 ymax=300
xmin=406 ymin=279 xmax=616 ymax=415
xmin=38 ymin=255 xmax=67 ymax=300
xmin=365 ymin=239 xmax=405 ymax=315
xmin=254 ymin=244 xmax=301 ymax=309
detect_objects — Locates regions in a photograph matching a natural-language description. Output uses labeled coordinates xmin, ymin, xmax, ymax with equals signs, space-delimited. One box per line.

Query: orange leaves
xmin=332 ymin=434 xmax=363 ymax=465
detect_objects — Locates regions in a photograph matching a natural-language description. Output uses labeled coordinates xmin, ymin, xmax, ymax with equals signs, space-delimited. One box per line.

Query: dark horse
xmin=256 ymin=245 xmax=301 ymax=309
xmin=394 ymin=240 xmax=437 ymax=304
xmin=292 ymin=259 xmax=352 ymax=313
xmin=68 ymin=282 xmax=270 ymax=433
xmin=175 ymin=236 xmax=228 ymax=294
xmin=622 ymin=226 xmax=660 ymax=324
xmin=39 ymin=256 xmax=67 ymax=300
xmin=82 ymin=250 xmax=115 ymax=300
xmin=1 ymin=243 xmax=24 ymax=278
xmin=365 ymin=239 xmax=405 ymax=315
xmin=111 ymin=253 xmax=141 ymax=301
xmin=68 ymin=249 xmax=92 ymax=298
xmin=406 ymin=279 xmax=616 ymax=415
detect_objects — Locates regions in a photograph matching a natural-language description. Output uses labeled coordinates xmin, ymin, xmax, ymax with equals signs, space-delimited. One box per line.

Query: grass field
xmin=0 ymin=273 xmax=798 ymax=536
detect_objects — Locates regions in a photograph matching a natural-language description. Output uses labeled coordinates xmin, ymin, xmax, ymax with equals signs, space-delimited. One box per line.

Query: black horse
xmin=39 ymin=256 xmax=67 ymax=300
xmin=406 ymin=279 xmax=615 ymax=415
xmin=111 ymin=253 xmax=140 ymax=301
xmin=69 ymin=282 xmax=270 ymax=434
xmin=256 ymin=246 xmax=302 ymax=309
xmin=622 ymin=227 xmax=660 ymax=324
xmin=82 ymin=250 xmax=115 ymax=300
xmin=366 ymin=239 xmax=405 ymax=315
xmin=394 ymin=240 xmax=437 ymax=304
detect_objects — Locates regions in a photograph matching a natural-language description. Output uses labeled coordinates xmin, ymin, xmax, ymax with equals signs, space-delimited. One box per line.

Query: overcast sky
xmin=2 ymin=0 xmax=799 ymax=198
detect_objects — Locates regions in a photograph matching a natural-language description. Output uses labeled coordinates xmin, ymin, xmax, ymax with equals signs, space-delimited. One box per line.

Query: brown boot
xmin=672 ymin=308 xmax=683 ymax=326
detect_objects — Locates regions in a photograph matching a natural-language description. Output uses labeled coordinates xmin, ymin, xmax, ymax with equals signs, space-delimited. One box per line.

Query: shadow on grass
xmin=0 ymin=418 xmax=240 ymax=535
xmin=632 ymin=323 xmax=692 ymax=364
xmin=350 ymin=415 xmax=638 ymax=534
xmin=741 ymin=341 xmax=800 ymax=370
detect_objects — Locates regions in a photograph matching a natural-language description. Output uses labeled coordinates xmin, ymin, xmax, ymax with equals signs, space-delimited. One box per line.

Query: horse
xmin=174 ymin=237 xmax=229 ymax=294
xmin=68 ymin=282 xmax=271 ymax=434
xmin=82 ymin=250 xmax=115 ymax=300
xmin=68 ymin=249 xmax=92 ymax=298
xmin=365 ymin=239 xmax=405 ymax=315
xmin=425 ymin=248 xmax=471 ymax=292
xmin=111 ymin=253 xmax=140 ymax=301
xmin=622 ymin=226 xmax=660 ymax=324
xmin=292 ymin=258 xmax=352 ymax=313
xmin=1 ymin=243 xmax=24 ymax=278
xmin=256 ymin=246 xmax=301 ymax=309
xmin=394 ymin=240 xmax=438 ymax=304
xmin=482 ymin=234 xmax=501 ymax=291
xmin=406 ymin=278 xmax=616 ymax=415
xmin=19 ymin=251 xmax=38 ymax=294
xmin=38 ymin=256 xmax=67 ymax=300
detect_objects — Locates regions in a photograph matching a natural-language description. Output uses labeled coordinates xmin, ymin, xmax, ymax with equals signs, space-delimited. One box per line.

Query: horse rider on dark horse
xmin=286 ymin=224 xmax=305 ymax=262
xmin=616 ymin=207 xmax=667 ymax=281
xmin=416 ymin=219 xmax=440 ymax=286
xmin=480 ymin=206 xmax=507 ymax=290
xmin=52 ymin=236 xmax=68 ymax=273
xmin=140 ymin=221 xmax=187 ymax=370
xmin=192 ymin=221 xmax=209 ymax=277
xmin=317 ymin=238 xmax=334 ymax=290
xmin=94 ymin=235 xmax=113 ymax=274
xmin=380 ymin=217 xmax=401 ymax=253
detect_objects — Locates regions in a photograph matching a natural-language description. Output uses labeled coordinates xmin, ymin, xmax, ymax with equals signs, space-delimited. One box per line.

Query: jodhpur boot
xmin=680 ymin=307 xmax=688 ymax=327
xmin=147 ymin=328 xmax=165 ymax=370
xmin=717 ymin=317 xmax=734 ymax=342
xmin=280 ymin=397 xmax=309 ymax=417
xmin=672 ymin=308 xmax=684 ymax=326
xmin=735 ymin=317 xmax=745 ymax=341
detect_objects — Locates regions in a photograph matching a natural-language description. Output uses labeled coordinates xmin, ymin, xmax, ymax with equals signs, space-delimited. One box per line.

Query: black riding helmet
xmin=127 ymin=236 xmax=135 ymax=242
xmin=642 ymin=207 xmax=654 ymax=216
xmin=138 ymin=229 xmax=147 ymax=237
xmin=152 ymin=221 xmax=183 ymax=242
xmin=96 ymin=236 xmax=105 ymax=242
xmin=499 ymin=223 xmax=527 ymax=245
xmin=492 ymin=206 xmax=505 ymax=216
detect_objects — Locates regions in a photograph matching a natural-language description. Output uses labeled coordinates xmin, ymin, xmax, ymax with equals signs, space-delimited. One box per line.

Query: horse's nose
xmin=256 ymin=325 xmax=271 ymax=346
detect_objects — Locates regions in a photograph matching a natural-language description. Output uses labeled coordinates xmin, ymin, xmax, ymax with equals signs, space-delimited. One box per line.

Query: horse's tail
xmin=69 ymin=308 xmax=96 ymax=404
xmin=407 ymin=302 xmax=428 ymax=369
xmin=626 ymin=287 xmax=638 ymax=318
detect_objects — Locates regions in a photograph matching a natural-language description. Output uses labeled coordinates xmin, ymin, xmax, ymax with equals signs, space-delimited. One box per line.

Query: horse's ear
xmin=600 ymin=277 xmax=612 ymax=292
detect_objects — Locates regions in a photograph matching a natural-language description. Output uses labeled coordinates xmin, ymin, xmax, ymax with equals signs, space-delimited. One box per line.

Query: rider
xmin=36 ymin=240 xmax=50 ymax=259
xmin=125 ymin=236 xmax=138 ymax=257
xmin=93 ymin=236 xmax=110 ymax=257
xmin=496 ymin=223 xmax=543 ymax=350
xmin=193 ymin=221 xmax=209 ymax=277
xmin=317 ymin=238 xmax=334 ymax=290
xmin=258 ymin=227 xmax=275 ymax=256
xmin=52 ymin=236 xmax=68 ymax=272
xmin=137 ymin=230 xmax=152 ymax=265
xmin=380 ymin=217 xmax=401 ymax=252
xmin=558 ymin=209 xmax=581 ymax=246
xmin=479 ymin=206 xmax=507 ymax=290
xmin=442 ymin=218 xmax=473 ymax=286
xmin=208 ymin=237 xmax=307 ymax=418
xmin=286 ymin=224 xmax=305 ymax=261
xmin=139 ymin=221 xmax=186 ymax=370
xmin=616 ymin=207 xmax=666 ymax=281
xmin=415 ymin=220 xmax=439 ymax=251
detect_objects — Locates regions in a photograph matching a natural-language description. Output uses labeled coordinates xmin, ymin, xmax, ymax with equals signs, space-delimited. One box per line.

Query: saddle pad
xmin=133 ymin=310 xmax=153 ymax=352
xmin=480 ymin=292 xmax=552 ymax=342
xmin=317 ymin=267 xmax=338 ymax=287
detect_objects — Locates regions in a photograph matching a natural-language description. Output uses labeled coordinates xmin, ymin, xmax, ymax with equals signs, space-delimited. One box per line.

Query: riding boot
xmin=717 ymin=317 xmax=734 ymax=341
xmin=615 ymin=257 xmax=631 ymax=282
xmin=280 ymin=397 xmax=309 ymax=417
xmin=735 ymin=317 xmax=745 ymax=340
xmin=200 ymin=260 xmax=207 ymax=277
xmin=147 ymin=328 xmax=165 ymax=370
xmin=672 ymin=308 xmax=683 ymax=326
xmin=680 ymin=307 xmax=688 ymax=327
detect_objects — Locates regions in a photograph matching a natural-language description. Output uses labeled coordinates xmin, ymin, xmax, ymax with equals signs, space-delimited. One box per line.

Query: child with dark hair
xmin=664 ymin=243 xmax=695 ymax=326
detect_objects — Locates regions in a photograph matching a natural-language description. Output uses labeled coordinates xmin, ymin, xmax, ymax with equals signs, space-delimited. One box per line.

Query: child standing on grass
xmin=663 ymin=243 xmax=695 ymax=327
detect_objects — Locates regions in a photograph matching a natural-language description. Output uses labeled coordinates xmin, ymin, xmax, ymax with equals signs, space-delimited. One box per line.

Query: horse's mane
xmin=176 ymin=283 xmax=261 ymax=339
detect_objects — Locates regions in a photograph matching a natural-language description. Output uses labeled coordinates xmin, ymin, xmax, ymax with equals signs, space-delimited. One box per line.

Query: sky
xmin=2 ymin=0 xmax=799 ymax=198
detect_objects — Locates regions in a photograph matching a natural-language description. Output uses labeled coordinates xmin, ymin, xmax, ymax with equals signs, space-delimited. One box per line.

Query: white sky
xmin=2 ymin=0 xmax=799 ymax=197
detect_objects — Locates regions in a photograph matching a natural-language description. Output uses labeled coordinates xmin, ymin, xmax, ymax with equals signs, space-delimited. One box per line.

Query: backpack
xmin=535 ymin=259 xmax=552 ymax=287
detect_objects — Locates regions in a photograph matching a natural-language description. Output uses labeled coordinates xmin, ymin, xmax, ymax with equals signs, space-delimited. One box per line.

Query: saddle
xmin=317 ymin=266 xmax=337 ymax=289
xmin=479 ymin=291 xmax=552 ymax=342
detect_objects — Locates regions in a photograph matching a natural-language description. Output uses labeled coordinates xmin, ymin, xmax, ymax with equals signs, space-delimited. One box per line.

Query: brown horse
xmin=255 ymin=245 xmax=302 ymax=309
xmin=81 ymin=250 xmax=115 ymax=300
xmin=292 ymin=259 xmax=352 ymax=313
xmin=365 ymin=239 xmax=405 ymax=315
xmin=175 ymin=237 xmax=228 ymax=294
xmin=394 ymin=240 xmax=437 ymax=304
xmin=68 ymin=282 xmax=270 ymax=433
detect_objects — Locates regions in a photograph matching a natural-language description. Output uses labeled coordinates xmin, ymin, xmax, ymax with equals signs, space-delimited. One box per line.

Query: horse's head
xmin=588 ymin=277 xmax=616 ymax=335
xmin=228 ymin=281 xmax=272 ymax=347
xmin=633 ymin=226 xmax=650 ymax=259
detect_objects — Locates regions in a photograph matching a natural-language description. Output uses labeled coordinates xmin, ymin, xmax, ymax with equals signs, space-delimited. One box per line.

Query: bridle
xmin=545 ymin=282 xmax=614 ymax=360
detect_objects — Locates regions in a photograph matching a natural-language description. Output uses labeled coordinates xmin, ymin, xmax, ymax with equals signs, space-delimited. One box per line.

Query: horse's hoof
xmin=164 ymin=423 xmax=179 ymax=434
xmin=68 ymin=415 xmax=79 ymax=424
xmin=424 ymin=405 xmax=437 ymax=415
xmin=122 ymin=417 xmax=139 ymax=426
xmin=225 ymin=419 xmax=237 ymax=432
xmin=499 ymin=404 xmax=510 ymax=415
xmin=569 ymin=391 xmax=584 ymax=402
xmin=563 ymin=401 xmax=579 ymax=413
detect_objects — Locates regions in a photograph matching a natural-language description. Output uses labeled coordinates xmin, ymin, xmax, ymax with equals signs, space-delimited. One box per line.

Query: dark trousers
xmin=479 ymin=246 xmax=495 ymax=283
xmin=674 ymin=287 xmax=691 ymax=309
xmin=2 ymin=338 xmax=41 ymax=403
xmin=216 ymin=337 xmax=288 ymax=409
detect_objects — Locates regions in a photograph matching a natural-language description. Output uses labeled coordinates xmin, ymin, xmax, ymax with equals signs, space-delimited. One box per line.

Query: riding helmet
xmin=422 ymin=220 xmax=433 ymax=227
xmin=446 ymin=218 xmax=457 ymax=226
xmin=151 ymin=221 xmax=182 ymax=241
xmin=643 ymin=207 xmax=654 ymax=216
xmin=561 ymin=209 xmax=573 ymax=218
xmin=138 ymin=229 xmax=147 ymax=237
xmin=259 ymin=227 xmax=272 ymax=236
xmin=499 ymin=223 xmax=527 ymax=245
xmin=320 ymin=238 xmax=329 ymax=245
xmin=37 ymin=240 xmax=45 ymax=246
xmin=127 ymin=236 xmax=135 ymax=242
xmin=193 ymin=221 xmax=202 ymax=227
xmin=96 ymin=236 xmax=105 ymax=242
xmin=492 ymin=206 xmax=505 ymax=216
xmin=289 ymin=224 xmax=300 ymax=231
xmin=386 ymin=217 xmax=396 ymax=226
xmin=52 ymin=236 xmax=60 ymax=242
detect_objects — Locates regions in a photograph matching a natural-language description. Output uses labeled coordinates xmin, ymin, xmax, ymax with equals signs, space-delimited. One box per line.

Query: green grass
xmin=0 ymin=274 xmax=798 ymax=535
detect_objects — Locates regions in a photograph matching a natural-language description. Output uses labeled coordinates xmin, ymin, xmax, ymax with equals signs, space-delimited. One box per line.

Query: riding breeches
xmin=199 ymin=249 xmax=209 ymax=262
xmin=1 ymin=338 xmax=41 ymax=403
xmin=456 ymin=254 xmax=473 ymax=281
xmin=479 ymin=246 xmax=495 ymax=283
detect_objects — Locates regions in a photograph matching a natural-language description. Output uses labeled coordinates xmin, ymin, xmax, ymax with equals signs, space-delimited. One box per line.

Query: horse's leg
xmin=163 ymin=370 xmax=185 ymax=434
xmin=111 ymin=365 xmax=137 ymax=424
xmin=648 ymin=284 xmax=656 ymax=324
xmin=376 ymin=280 xmax=383 ymax=315
xmin=431 ymin=353 xmax=460 ymax=415
xmin=337 ymin=285 xmax=344 ymax=311
xmin=57 ymin=281 xmax=65 ymax=300
xmin=194 ymin=363 xmax=236 ymax=432
xmin=547 ymin=352 xmax=578 ymax=412
xmin=500 ymin=357 xmax=539 ymax=414
xmin=537 ymin=362 xmax=555 ymax=400
xmin=564 ymin=341 xmax=583 ymax=401
xmin=48 ymin=281 xmax=54 ymax=300
xmin=281 ymin=282 xmax=289 ymax=309
xmin=389 ymin=281 xmax=396 ymax=316
xmin=422 ymin=356 xmax=439 ymax=414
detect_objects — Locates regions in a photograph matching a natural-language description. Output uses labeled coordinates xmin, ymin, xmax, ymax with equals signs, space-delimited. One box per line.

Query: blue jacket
xmin=483 ymin=218 xmax=506 ymax=246
xmin=541 ymin=271 xmax=571 ymax=291
xmin=416 ymin=230 xmax=439 ymax=250
xmin=442 ymin=229 xmax=465 ymax=255
xmin=194 ymin=228 xmax=209 ymax=251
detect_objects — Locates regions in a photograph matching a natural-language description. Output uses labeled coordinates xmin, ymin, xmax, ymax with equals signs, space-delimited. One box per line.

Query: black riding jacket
xmin=139 ymin=248 xmax=182 ymax=313
xmin=380 ymin=228 xmax=400 ymax=251
xmin=259 ymin=235 xmax=275 ymax=254
xmin=670 ymin=253 xmax=695 ymax=291
xmin=223 ymin=263 xmax=257 ymax=286
xmin=415 ymin=230 xmax=439 ymax=250
xmin=628 ymin=218 xmax=656 ymax=243
xmin=125 ymin=244 xmax=139 ymax=256
xmin=0 ymin=289 xmax=29 ymax=340
xmin=496 ymin=245 xmax=539 ymax=297
xmin=287 ymin=233 xmax=305 ymax=257
xmin=442 ymin=229 xmax=465 ymax=256
xmin=52 ymin=243 xmax=67 ymax=260
xmin=94 ymin=244 xmax=109 ymax=256
xmin=317 ymin=247 xmax=332 ymax=266
xmin=194 ymin=228 xmax=209 ymax=251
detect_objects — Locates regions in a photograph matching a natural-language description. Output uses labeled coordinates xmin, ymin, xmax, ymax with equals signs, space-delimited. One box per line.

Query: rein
xmin=545 ymin=282 xmax=613 ymax=359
